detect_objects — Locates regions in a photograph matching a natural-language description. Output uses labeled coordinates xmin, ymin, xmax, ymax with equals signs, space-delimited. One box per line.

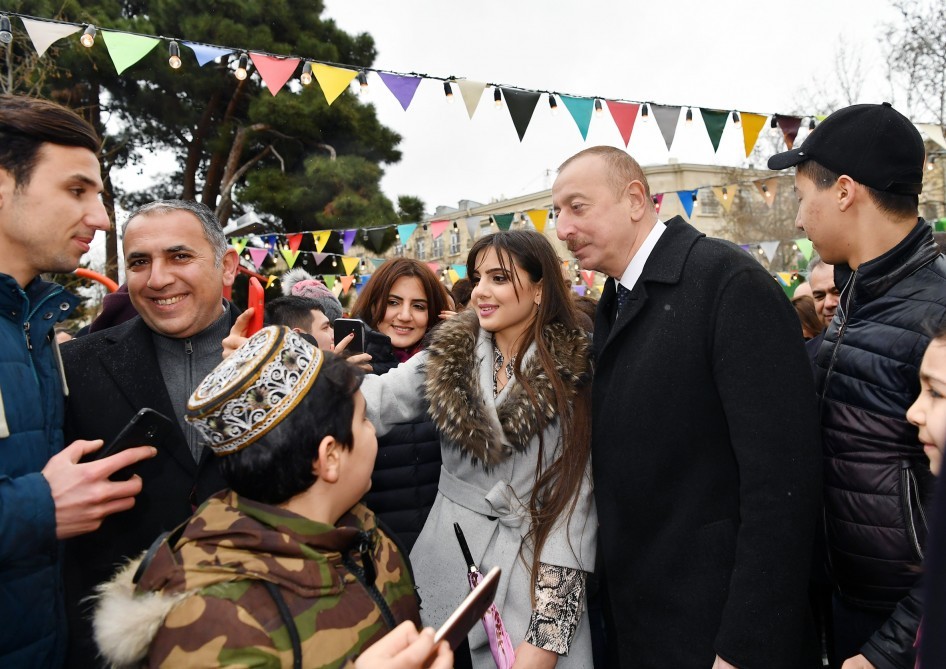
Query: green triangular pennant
xmin=101 ymin=31 xmax=160 ymax=74
xmin=700 ymin=108 xmax=729 ymax=153
xmin=492 ymin=213 xmax=515 ymax=231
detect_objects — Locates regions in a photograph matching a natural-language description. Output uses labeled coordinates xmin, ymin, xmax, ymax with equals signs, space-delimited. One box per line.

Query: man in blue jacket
xmin=0 ymin=95 xmax=155 ymax=668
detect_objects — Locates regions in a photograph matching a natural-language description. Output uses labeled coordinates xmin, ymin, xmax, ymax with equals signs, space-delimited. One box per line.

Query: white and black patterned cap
xmin=185 ymin=326 xmax=324 ymax=455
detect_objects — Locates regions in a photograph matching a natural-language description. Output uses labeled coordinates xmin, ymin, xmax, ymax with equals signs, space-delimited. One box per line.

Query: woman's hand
xmin=510 ymin=641 xmax=557 ymax=669
xmin=354 ymin=621 xmax=452 ymax=669
xmin=334 ymin=333 xmax=373 ymax=371
xmin=439 ymin=310 xmax=457 ymax=320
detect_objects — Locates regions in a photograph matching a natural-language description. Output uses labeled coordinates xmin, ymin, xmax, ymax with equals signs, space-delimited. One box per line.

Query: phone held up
xmin=333 ymin=317 xmax=366 ymax=354
xmin=246 ymin=276 xmax=265 ymax=337
xmin=434 ymin=566 xmax=501 ymax=650
xmin=82 ymin=407 xmax=174 ymax=480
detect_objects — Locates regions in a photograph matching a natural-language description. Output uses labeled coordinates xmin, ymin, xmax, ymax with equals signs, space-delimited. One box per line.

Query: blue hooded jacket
xmin=0 ymin=272 xmax=78 ymax=668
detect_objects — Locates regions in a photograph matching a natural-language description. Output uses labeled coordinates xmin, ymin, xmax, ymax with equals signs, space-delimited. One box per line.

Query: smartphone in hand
xmin=246 ymin=277 xmax=265 ymax=336
xmin=434 ymin=566 xmax=501 ymax=650
xmin=84 ymin=408 xmax=174 ymax=480
xmin=333 ymin=317 xmax=366 ymax=353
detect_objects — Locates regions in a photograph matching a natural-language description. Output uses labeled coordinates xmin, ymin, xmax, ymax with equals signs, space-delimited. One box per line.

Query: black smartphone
xmin=333 ymin=317 xmax=366 ymax=353
xmin=84 ymin=408 xmax=175 ymax=479
xmin=433 ymin=566 xmax=501 ymax=650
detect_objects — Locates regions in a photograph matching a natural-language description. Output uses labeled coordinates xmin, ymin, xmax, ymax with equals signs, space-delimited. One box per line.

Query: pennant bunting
xmin=341 ymin=256 xmax=360 ymax=276
xmin=339 ymin=229 xmax=355 ymax=254
xmin=606 ymin=101 xmax=640 ymax=147
xmin=280 ymin=249 xmax=300 ymax=268
xmin=249 ymin=53 xmax=301 ymax=96
xmin=740 ymin=244 xmax=751 ymax=253
xmin=525 ymin=209 xmax=548 ymax=233
xmin=230 ymin=237 xmax=248 ymax=254
xmin=313 ymin=252 xmax=330 ymax=265
xmin=313 ymin=231 xmax=331 ymax=253
xmin=918 ymin=123 xmax=946 ymax=149
xmin=370 ymin=258 xmax=386 ymax=269
xmin=366 ymin=228 xmax=387 ymax=253
xmin=794 ymin=238 xmax=814 ymax=261
xmin=457 ymin=80 xmax=487 ymax=119
xmin=429 ymin=220 xmax=450 ymax=239
xmin=101 ymin=31 xmax=160 ymax=74
xmin=322 ymin=275 xmax=336 ymax=288
xmin=448 ymin=268 xmax=460 ymax=284
xmin=574 ymin=285 xmax=587 ymax=297
xmin=711 ymin=187 xmax=736 ymax=213
xmin=754 ymin=178 xmax=779 ymax=206
xmin=379 ymin=72 xmax=423 ymax=111
xmin=182 ymin=41 xmax=235 ymax=66
xmin=247 ymin=247 xmax=269 ymax=270
xmin=312 ymin=63 xmax=357 ymax=105
xmin=397 ymin=223 xmax=418 ymax=244
xmin=331 ymin=281 xmax=344 ymax=298
xmin=581 ymin=270 xmax=595 ymax=288
xmin=501 ymin=88 xmax=541 ymax=142
xmin=760 ymin=241 xmax=781 ymax=263
xmin=340 ymin=275 xmax=355 ymax=293
xmin=451 ymin=264 xmax=468 ymax=279
xmin=651 ymin=104 xmax=680 ymax=151
xmin=560 ymin=95 xmax=594 ymax=141
xmin=286 ymin=233 xmax=303 ymax=253
xmin=677 ymin=190 xmax=696 ymax=218
xmin=426 ymin=262 xmax=440 ymax=274
xmin=263 ymin=234 xmax=278 ymax=253
xmin=741 ymin=113 xmax=768 ymax=157
xmin=465 ymin=217 xmax=481 ymax=241
xmin=700 ymin=108 xmax=729 ymax=152
xmin=266 ymin=276 xmax=276 ymax=289
xmin=776 ymin=115 xmax=803 ymax=149
xmin=653 ymin=193 xmax=665 ymax=212
xmin=493 ymin=213 xmax=514 ymax=231
xmin=21 ymin=18 xmax=80 ymax=57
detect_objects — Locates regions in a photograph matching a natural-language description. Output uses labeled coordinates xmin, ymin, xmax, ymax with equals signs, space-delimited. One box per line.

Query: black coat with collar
xmin=592 ymin=217 xmax=822 ymax=669
xmin=59 ymin=314 xmax=233 ymax=668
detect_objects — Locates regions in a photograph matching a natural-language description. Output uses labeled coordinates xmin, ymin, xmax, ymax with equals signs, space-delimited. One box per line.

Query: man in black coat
xmin=769 ymin=103 xmax=946 ymax=669
xmin=551 ymin=146 xmax=823 ymax=669
xmin=60 ymin=200 xmax=240 ymax=667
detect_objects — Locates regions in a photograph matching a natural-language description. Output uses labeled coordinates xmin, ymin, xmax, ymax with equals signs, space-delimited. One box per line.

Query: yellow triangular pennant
xmin=741 ymin=113 xmax=768 ymax=158
xmin=312 ymin=63 xmax=357 ymax=105
xmin=312 ymin=231 xmax=331 ymax=253
xmin=711 ymin=186 xmax=737 ymax=213
xmin=341 ymin=256 xmax=360 ymax=276
xmin=525 ymin=209 xmax=548 ymax=233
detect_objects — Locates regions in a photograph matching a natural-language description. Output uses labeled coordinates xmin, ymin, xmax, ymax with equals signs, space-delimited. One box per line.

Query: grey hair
xmin=807 ymin=253 xmax=824 ymax=274
xmin=122 ymin=199 xmax=228 ymax=264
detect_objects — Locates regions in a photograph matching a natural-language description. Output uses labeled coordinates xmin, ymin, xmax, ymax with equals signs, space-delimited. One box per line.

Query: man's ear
xmin=836 ymin=175 xmax=857 ymax=212
xmin=626 ymin=180 xmax=650 ymax=221
xmin=313 ymin=435 xmax=341 ymax=483
xmin=220 ymin=247 xmax=240 ymax=287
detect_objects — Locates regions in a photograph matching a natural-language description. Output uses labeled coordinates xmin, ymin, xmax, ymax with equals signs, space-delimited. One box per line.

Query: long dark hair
xmin=351 ymin=257 xmax=450 ymax=334
xmin=467 ymin=230 xmax=593 ymax=592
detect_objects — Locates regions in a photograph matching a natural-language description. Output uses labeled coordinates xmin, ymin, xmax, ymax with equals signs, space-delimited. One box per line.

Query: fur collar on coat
xmin=423 ymin=310 xmax=591 ymax=468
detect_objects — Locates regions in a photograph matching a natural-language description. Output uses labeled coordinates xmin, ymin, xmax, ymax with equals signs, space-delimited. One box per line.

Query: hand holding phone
xmin=246 ymin=277 xmax=265 ymax=337
xmin=334 ymin=317 xmax=366 ymax=354
xmin=83 ymin=408 xmax=174 ymax=480
xmin=434 ymin=566 xmax=501 ymax=650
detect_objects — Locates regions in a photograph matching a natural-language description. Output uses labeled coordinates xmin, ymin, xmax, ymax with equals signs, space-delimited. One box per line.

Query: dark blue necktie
xmin=616 ymin=283 xmax=632 ymax=318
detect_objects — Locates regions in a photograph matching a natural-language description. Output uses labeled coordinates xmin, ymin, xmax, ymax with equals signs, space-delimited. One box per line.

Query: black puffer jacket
xmin=813 ymin=220 xmax=946 ymax=668
xmin=363 ymin=328 xmax=441 ymax=552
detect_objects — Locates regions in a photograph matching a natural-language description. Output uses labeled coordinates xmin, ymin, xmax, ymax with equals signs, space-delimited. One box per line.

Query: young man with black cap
xmin=770 ymin=103 xmax=946 ymax=669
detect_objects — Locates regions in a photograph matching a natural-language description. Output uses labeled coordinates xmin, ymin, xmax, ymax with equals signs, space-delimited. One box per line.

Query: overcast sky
xmin=321 ymin=0 xmax=903 ymax=213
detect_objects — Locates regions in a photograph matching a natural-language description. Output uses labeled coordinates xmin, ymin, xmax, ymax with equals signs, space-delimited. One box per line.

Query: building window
xmin=432 ymin=236 xmax=444 ymax=258
xmin=449 ymin=229 xmax=461 ymax=255
xmin=416 ymin=239 xmax=426 ymax=260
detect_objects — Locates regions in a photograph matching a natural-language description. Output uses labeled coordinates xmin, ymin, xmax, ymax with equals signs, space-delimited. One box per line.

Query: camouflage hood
xmin=94 ymin=491 xmax=389 ymax=668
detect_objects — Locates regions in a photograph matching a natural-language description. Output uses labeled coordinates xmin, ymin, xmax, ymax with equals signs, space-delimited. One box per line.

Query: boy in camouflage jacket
xmin=92 ymin=327 xmax=433 ymax=668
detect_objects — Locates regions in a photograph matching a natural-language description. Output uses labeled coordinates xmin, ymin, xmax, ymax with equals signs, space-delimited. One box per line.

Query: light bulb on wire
xmin=731 ymin=111 xmax=741 ymax=126
xmin=168 ymin=41 xmax=182 ymax=69
xmin=641 ymin=103 xmax=650 ymax=122
xmin=494 ymin=87 xmax=502 ymax=108
xmin=548 ymin=94 xmax=558 ymax=114
xmin=234 ymin=52 xmax=248 ymax=81
xmin=357 ymin=70 xmax=368 ymax=93
xmin=443 ymin=80 xmax=454 ymax=102
xmin=80 ymin=24 xmax=96 ymax=48
xmin=685 ymin=107 xmax=693 ymax=123
xmin=594 ymin=98 xmax=603 ymax=116
xmin=0 ymin=15 xmax=12 ymax=45
xmin=300 ymin=61 xmax=312 ymax=86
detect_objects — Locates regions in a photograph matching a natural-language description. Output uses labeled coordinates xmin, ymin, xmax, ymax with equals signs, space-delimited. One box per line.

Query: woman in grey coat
xmin=361 ymin=230 xmax=597 ymax=669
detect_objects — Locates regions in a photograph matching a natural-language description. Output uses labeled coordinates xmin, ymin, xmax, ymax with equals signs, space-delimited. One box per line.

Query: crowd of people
xmin=2 ymin=91 xmax=946 ymax=669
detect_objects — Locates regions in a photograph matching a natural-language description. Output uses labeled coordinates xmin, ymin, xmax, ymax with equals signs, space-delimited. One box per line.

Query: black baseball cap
xmin=768 ymin=102 xmax=925 ymax=195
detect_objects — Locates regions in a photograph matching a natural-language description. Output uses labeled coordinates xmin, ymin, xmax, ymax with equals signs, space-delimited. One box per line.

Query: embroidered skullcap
xmin=185 ymin=325 xmax=324 ymax=455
